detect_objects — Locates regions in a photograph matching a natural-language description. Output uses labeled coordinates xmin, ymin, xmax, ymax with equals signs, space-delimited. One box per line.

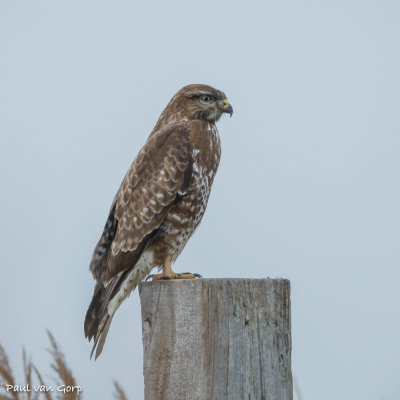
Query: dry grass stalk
xmin=0 ymin=343 xmax=18 ymax=400
xmin=112 ymin=381 xmax=128 ymax=400
xmin=46 ymin=332 xmax=79 ymax=400
xmin=31 ymin=366 xmax=51 ymax=400
xmin=293 ymin=376 xmax=304 ymax=400
xmin=0 ymin=333 xmax=129 ymax=400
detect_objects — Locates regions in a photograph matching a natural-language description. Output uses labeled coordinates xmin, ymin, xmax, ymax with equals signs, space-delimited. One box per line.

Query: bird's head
xmin=180 ymin=84 xmax=233 ymax=122
xmin=159 ymin=84 xmax=233 ymax=125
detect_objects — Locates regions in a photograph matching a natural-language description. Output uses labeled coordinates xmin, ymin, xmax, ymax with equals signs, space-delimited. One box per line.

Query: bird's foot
xmin=146 ymin=272 xmax=202 ymax=281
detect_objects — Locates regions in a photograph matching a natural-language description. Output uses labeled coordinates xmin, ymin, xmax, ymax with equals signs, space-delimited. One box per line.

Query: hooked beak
xmin=220 ymin=99 xmax=233 ymax=117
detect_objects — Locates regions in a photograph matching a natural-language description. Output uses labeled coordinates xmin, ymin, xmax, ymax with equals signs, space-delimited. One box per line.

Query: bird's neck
xmin=152 ymin=111 xmax=217 ymax=135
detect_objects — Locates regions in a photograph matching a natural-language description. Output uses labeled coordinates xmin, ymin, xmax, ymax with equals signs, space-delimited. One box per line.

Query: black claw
xmin=145 ymin=274 xmax=154 ymax=281
xmin=181 ymin=272 xmax=202 ymax=278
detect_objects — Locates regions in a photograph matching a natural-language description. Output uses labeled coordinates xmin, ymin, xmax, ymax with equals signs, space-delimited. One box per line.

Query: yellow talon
xmin=145 ymin=256 xmax=202 ymax=281
xmin=150 ymin=272 xmax=199 ymax=280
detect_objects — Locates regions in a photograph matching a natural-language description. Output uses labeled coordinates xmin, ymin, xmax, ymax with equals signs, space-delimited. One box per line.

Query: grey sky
xmin=1 ymin=1 xmax=399 ymax=399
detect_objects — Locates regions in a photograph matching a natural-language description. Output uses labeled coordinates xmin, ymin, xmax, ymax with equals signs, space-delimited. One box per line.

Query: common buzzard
xmin=84 ymin=84 xmax=233 ymax=359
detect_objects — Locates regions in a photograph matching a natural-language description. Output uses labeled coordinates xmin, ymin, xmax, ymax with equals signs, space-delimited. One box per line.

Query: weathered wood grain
xmin=139 ymin=278 xmax=292 ymax=400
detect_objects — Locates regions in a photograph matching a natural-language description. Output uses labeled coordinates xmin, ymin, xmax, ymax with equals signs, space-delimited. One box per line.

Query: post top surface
xmin=139 ymin=277 xmax=290 ymax=291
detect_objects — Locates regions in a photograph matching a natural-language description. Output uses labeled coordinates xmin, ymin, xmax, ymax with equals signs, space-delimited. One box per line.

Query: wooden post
xmin=139 ymin=278 xmax=292 ymax=400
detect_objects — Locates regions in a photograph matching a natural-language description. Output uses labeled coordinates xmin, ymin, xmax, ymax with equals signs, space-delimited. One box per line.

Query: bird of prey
xmin=84 ymin=84 xmax=233 ymax=359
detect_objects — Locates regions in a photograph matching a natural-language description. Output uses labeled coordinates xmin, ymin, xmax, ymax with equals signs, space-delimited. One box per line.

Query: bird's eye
xmin=200 ymin=95 xmax=212 ymax=103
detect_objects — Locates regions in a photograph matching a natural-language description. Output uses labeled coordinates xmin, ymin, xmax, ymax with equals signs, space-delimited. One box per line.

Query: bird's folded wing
xmin=90 ymin=125 xmax=193 ymax=285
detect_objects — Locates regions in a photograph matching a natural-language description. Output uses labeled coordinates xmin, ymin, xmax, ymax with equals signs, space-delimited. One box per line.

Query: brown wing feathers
xmin=105 ymin=126 xmax=192 ymax=282
xmin=84 ymin=126 xmax=193 ymax=350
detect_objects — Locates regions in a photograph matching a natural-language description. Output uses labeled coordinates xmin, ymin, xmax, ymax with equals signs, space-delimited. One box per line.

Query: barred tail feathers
xmin=84 ymin=250 xmax=155 ymax=359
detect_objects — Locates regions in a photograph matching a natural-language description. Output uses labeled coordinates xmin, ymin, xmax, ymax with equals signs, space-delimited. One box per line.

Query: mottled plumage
xmin=84 ymin=84 xmax=232 ymax=359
